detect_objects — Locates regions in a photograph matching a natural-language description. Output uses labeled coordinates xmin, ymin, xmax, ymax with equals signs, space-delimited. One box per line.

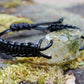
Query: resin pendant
xmin=41 ymin=29 xmax=84 ymax=64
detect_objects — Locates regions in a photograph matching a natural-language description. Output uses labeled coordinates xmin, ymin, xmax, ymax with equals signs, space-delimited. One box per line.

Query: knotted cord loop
xmin=10 ymin=23 xmax=32 ymax=31
xmin=10 ymin=18 xmax=64 ymax=32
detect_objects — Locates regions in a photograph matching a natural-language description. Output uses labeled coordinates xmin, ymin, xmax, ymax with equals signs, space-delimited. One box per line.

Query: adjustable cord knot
xmin=10 ymin=23 xmax=32 ymax=31
xmin=9 ymin=18 xmax=64 ymax=32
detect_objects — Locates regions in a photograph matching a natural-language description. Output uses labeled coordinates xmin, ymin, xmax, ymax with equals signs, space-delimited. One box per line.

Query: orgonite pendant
xmin=41 ymin=29 xmax=84 ymax=64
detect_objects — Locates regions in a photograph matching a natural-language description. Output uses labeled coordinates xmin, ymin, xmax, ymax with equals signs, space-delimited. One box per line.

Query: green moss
xmin=0 ymin=0 xmax=22 ymax=8
xmin=0 ymin=63 xmax=64 ymax=84
xmin=37 ymin=79 xmax=45 ymax=84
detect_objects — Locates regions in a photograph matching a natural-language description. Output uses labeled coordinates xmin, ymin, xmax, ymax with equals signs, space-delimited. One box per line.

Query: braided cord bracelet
xmin=0 ymin=18 xmax=83 ymax=59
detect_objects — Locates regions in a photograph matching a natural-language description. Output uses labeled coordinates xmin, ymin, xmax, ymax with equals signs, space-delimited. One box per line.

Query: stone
xmin=72 ymin=69 xmax=84 ymax=84
xmin=65 ymin=4 xmax=84 ymax=17
xmin=41 ymin=29 xmax=84 ymax=64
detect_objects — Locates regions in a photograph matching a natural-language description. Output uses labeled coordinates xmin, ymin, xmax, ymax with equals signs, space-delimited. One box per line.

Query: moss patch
xmin=0 ymin=52 xmax=84 ymax=84
xmin=0 ymin=63 xmax=64 ymax=84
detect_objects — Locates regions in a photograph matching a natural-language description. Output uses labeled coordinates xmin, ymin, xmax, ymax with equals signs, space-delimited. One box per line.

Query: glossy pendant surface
xmin=41 ymin=29 xmax=84 ymax=64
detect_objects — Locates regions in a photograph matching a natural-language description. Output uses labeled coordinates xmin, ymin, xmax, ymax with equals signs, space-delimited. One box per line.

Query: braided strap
xmin=48 ymin=24 xmax=80 ymax=32
xmin=0 ymin=38 xmax=53 ymax=59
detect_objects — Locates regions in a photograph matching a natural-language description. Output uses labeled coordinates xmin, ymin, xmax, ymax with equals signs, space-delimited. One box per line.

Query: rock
xmin=72 ymin=69 xmax=84 ymax=84
xmin=65 ymin=4 xmax=84 ymax=17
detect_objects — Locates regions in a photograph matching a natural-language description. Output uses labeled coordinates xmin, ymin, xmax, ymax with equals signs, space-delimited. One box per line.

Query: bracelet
xmin=0 ymin=18 xmax=83 ymax=59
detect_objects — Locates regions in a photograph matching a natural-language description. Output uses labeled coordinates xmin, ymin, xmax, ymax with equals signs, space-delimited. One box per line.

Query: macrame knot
xmin=10 ymin=23 xmax=32 ymax=31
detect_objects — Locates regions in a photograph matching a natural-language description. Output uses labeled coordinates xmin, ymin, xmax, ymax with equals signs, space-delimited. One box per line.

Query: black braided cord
xmin=0 ymin=18 xmax=63 ymax=59
xmin=48 ymin=24 xmax=80 ymax=32
xmin=0 ymin=38 xmax=53 ymax=59
xmin=0 ymin=18 xmax=84 ymax=59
